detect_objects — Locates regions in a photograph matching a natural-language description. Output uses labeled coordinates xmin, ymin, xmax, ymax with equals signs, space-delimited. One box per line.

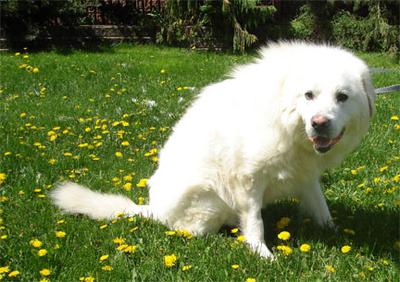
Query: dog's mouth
xmin=309 ymin=128 xmax=345 ymax=153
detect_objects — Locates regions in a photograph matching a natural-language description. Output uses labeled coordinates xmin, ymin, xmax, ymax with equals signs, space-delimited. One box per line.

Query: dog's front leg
xmin=299 ymin=180 xmax=335 ymax=228
xmin=238 ymin=187 xmax=274 ymax=259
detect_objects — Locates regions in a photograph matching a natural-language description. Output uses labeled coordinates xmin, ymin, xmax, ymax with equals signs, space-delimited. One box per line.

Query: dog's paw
xmin=321 ymin=218 xmax=338 ymax=232
xmin=247 ymin=240 xmax=275 ymax=260
xmin=259 ymin=245 xmax=275 ymax=260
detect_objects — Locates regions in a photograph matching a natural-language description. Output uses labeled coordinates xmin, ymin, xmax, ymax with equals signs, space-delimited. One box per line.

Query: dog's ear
xmin=361 ymin=70 xmax=376 ymax=118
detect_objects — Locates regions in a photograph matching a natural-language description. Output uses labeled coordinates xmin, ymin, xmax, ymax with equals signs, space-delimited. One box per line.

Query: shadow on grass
xmin=259 ymin=201 xmax=400 ymax=263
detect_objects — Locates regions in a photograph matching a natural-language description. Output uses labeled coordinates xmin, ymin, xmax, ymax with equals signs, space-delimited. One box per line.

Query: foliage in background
xmin=152 ymin=0 xmax=276 ymax=53
xmin=149 ymin=0 xmax=215 ymax=49
xmin=331 ymin=3 xmax=399 ymax=53
xmin=0 ymin=0 xmax=151 ymax=48
xmin=0 ymin=0 xmax=90 ymax=41
xmin=222 ymin=0 xmax=276 ymax=53
xmin=289 ymin=1 xmax=399 ymax=53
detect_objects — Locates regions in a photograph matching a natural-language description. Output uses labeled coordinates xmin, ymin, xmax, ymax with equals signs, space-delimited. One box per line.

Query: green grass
xmin=0 ymin=44 xmax=399 ymax=281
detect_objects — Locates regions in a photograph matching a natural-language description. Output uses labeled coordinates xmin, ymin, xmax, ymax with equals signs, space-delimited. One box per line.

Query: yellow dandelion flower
xmin=231 ymin=264 xmax=240 ymax=269
xmin=144 ymin=148 xmax=158 ymax=157
xmin=325 ymin=265 xmax=336 ymax=273
xmin=8 ymin=270 xmax=20 ymax=277
xmin=0 ymin=173 xmax=6 ymax=185
xmin=116 ymin=244 xmax=128 ymax=251
xmin=102 ymin=265 xmax=113 ymax=271
xmin=39 ymin=268 xmax=51 ymax=276
xmin=37 ymin=249 xmax=48 ymax=256
xmin=48 ymin=159 xmax=57 ymax=165
xmin=79 ymin=276 xmax=95 ymax=282
xmin=392 ymin=174 xmax=400 ymax=182
xmin=390 ymin=115 xmax=399 ymax=121
xmin=123 ymin=245 xmax=137 ymax=253
xmin=113 ymin=237 xmax=125 ymax=245
xmin=78 ymin=143 xmax=89 ymax=148
xmin=123 ymin=174 xmax=134 ymax=181
xmin=121 ymin=141 xmax=130 ymax=146
xmin=237 ymin=235 xmax=246 ymax=242
xmin=341 ymin=245 xmax=351 ymax=254
xmin=55 ymin=231 xmax=66 ymax=238
xmin=177 ymin=229 xmax=193 ymax=239
xmin=373 ymin=177 xmax=381 ymax=183
xmin=246 ymin=278 xmax=256 ymax=282
xmin=136 ymin=178 xmax=148 ymax=188
xmin=277 ymin=231 xmax=291 ymax=241
xmin=299 ymin=243 xmax=311 ymax=253
xmin=15 ymin=52 xmax=21 ymax=56
xmin=182 ymin=265 xmax=192 ymax=271
xmin=99 ymin=224 xmax=108 ymax=229
xmin=99 ymin=255 xmax=109 ymax=262
xmin=123 ymin=182 xmax=132 ymax=191
xmin=115 ymin=152 xmax=123 ymax=158
xmin=276 ymin=217 xmax=290 ymax=229
xmin=32 ymin=67 xmax=40 ymax=73
xmin=165 ymin=230 xmax=176 ymax=236
xmin=230 ymin=228 xmax=239 ymax=234
xmin=137 ymin=196 xmax=145 ymax=205
xmin=164 ymin=254 xmax=177 ymax=268
xmin=29 ymin=238 xmax=43 ymax=248
xmin=379 ymin=166 xmax=389 ymax=173
xmin=276 ymin=245 xmax=293 ymax=255
xmin=0 ymin=266 xmax=9 ymax=273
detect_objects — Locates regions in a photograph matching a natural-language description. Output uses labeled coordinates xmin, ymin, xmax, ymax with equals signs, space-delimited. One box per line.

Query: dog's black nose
xmin=311 ymin=115 xmax=331 ymax=132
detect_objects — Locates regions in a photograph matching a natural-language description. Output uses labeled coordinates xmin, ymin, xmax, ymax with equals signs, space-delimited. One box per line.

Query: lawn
xmin=0 ymin=44 xmax=399 ymax=281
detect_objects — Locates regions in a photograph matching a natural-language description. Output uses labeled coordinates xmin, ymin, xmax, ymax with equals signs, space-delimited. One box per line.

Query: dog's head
xmin=278 ymin=44 xmax=376 ymax=155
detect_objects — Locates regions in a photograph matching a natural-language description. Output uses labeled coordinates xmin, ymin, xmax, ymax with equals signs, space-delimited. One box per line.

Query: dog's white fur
xmin=51 ymin=42 xmax=375 ymax=259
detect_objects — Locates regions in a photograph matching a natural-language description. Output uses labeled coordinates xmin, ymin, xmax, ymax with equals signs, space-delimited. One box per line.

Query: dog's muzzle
xmin=309 ymin=128 xmax=345 ymax=153
xmin=308 ymin=115 xmax=345 ymax=153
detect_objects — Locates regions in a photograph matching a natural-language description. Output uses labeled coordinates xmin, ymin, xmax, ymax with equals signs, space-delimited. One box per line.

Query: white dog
xmin=52 ymin=42 xmax=375 ymax=259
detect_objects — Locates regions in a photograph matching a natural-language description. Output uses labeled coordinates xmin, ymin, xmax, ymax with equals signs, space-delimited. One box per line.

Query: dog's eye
xmin=305 ymin=91 xmax=314 ymax=100
xmin=336 ymin=93 xmax=348 ymax=103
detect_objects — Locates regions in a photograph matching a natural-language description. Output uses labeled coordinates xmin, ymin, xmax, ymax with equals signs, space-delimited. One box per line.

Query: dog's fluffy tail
xmin=50 ymin=182 xmax=152 ymax=220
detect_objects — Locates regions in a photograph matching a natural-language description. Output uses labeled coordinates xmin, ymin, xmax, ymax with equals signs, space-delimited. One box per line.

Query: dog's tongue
xmin=312 ymin=136 xmax=331 ymax=147
xmin=309 ymin=129 xmax=344 ymax=153
xmin=310 ymin=136 xmax=333 ymax=153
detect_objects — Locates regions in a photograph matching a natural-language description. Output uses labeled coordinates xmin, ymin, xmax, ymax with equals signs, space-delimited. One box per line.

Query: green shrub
xmin=290 ymin=5 xmax=315 ymax=40
xmin=332 ymin=4 xmax=399 ymax=52
xmin=289 ymin=2 xmax=398 ymax=52
xmin=153 ymin=0 xmax=276 ymax=53
xmin=0 ymin=0 xmax=90 ymax=42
